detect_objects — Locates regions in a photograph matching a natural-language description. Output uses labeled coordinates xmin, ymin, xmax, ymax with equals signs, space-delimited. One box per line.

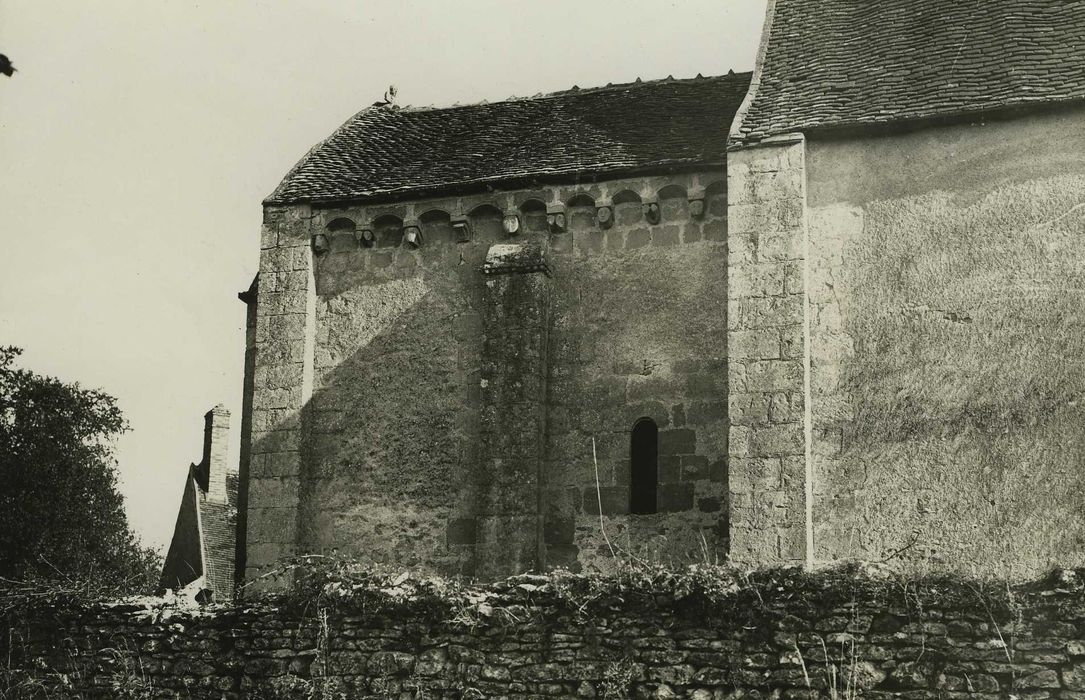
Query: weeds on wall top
xmin=248 ymin=554 xmax=1066 ymax=630
xmin=6 ymin=554 xmax=1081 ymax=631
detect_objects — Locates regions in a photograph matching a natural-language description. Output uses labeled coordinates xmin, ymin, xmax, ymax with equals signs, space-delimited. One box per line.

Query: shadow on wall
xmin=299 ymin=281 xmax=475 ymax=575
xmin=250 ymin=211 xmax=508 ymax=577
xmin=249 ymin=177 xmax=731 ymax=579
xmin=539 ymin=186 xmax=731 ymax=572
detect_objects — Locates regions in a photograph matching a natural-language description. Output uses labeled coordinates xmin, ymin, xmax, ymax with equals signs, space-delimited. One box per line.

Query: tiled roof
xmin=267 ymin=73 xmax=752 ymax=205
xmin=159 ymin=474 xmax=202 ymax=593
xmin=732 ymin=0 xmax=1085 ymax=144
xmin=197 ymin=475 xmax=237 ymax=602
xmin=160 ymin=468 xmax=238 ymax=601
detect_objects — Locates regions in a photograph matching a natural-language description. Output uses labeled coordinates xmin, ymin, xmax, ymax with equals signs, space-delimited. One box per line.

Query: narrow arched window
xmin=630 ymin=418 xmax=658 ymax=514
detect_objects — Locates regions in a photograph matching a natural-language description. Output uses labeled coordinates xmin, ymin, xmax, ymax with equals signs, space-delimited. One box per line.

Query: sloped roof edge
xmin=727 ymin=0 xmax=777 ymax=146
xmin=265 ymin=72 xmax=752 ymax=206
xmin=731 ymin=0 xmax=1085 ymax=145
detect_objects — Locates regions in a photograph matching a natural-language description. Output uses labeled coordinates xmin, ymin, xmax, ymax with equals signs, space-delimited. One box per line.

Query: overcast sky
xmin=0 ymin=0 xmax=766 ymax=552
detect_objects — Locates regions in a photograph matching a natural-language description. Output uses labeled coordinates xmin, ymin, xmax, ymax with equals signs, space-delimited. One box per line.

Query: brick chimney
xmin=202 ymin=404 xmax=230 ymax=503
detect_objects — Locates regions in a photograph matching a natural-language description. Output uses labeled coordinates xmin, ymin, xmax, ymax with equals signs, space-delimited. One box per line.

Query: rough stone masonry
xmin=228 ymin=73 xmax=757 ymax=585
xmin=10 ymin=567 xmax=1085 ymax=699
xmin=242 ymin=171 xmax=734 ymax=584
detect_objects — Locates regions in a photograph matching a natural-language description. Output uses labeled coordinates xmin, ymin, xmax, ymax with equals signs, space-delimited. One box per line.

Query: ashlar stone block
xmin=729 ymin=329 xmax=781 ymax=361
xmin=728 ymin=135 xmax=810 ymax=567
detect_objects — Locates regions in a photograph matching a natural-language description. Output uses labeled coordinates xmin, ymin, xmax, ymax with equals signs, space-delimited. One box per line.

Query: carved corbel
xmin=403 ymin=222 xmax=423 ymax=249
xmin=596 ymin=200 xmax=614 ymax=229
xmin=451 ymin=215 xmax=471 ymax=243
xmin=546 ymin=203 xmax=567 ymax=234
xmin=502 ymin=210 xmax=521 ymax=236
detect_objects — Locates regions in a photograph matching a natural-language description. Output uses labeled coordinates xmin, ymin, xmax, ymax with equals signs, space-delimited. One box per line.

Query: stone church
xmin=162 ymin=0 xmax=1085 ymax=598
xmin=235 ymin=73 xmax=749 ymax=587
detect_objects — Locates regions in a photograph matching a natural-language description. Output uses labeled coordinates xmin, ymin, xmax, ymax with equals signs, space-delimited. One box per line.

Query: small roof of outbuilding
xmin=266 ymin=73 xmax=752 ymax=206
xmin=159 ymin=467 xmax=238 ymax=602
xmin=732 ymin=0 xmax=1085 ymax=145
xmin=198 ymin=473 xmax=238 ymax=601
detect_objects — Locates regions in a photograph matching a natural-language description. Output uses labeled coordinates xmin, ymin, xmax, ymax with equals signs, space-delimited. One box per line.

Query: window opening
xmin=630 ymin=418 xmax=658 ymax=514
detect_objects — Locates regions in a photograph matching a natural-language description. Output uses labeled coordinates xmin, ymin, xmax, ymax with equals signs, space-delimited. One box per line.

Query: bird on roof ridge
xmin=372 ymin=84 xmax=398 ymax=108
xmin=0 ymin=54 xmax=15 ymax=78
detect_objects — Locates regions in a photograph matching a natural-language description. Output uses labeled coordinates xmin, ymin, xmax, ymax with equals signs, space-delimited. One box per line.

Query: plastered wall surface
xmin=246 ymin=172 xmax=731 ymax=580
xmin=805 ymin=106 xmax=1085 ymax=578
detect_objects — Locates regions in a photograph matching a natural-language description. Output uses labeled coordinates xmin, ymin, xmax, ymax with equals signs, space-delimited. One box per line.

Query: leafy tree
xmin=0 ymin=346 xmax=160 ymax=595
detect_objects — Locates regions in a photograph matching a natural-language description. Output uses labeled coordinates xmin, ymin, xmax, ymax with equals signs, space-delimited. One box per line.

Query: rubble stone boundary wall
xmin=7 ymin=568 xmax=1085 ymax=698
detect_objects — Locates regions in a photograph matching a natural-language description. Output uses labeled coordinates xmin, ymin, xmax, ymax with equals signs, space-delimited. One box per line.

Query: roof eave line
xmin=264 ymin=159 xmax=728 ymax=209
xmin=753 ymin=94 xmax=1085 ymax=145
